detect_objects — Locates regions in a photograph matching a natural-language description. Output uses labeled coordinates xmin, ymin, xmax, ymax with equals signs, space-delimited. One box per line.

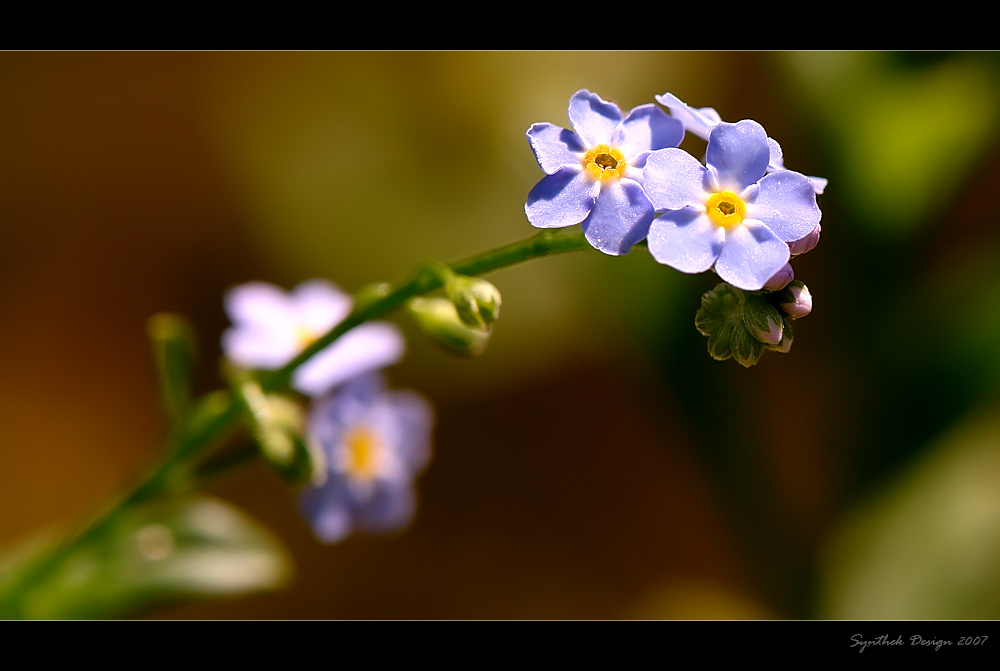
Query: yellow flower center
xmin=294 ymin=324 xmax=319 ymax=350
xmin=706 ymin=190 xmax=746 ymax=229
xmin=582 ymin=144 xmax=627 ymax=182
xmin=343 ymin=426 xmax=380 ymax=482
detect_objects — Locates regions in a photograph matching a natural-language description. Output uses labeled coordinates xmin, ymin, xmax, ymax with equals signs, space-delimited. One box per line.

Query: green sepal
xmin=766 ymin=317 xmax=795 ymax=353
xmin=233 ymin=380 xmax=320 ymax=486
xmin=741 ymin=291 xmax=786 ymax=346
xmin=406 ymin=296 xmax=490 ymax=357
xmin=695 ymin=283 xmax=787 ymax=367
xmin=147 ymin=313 xmax=198 ymax=421
xmin=445 ymin=275 xmax=502 ymax=330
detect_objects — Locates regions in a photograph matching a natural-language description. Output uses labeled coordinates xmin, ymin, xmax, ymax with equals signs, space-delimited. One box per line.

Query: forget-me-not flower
xmin=299 ymin=373 xmax=433 ymax=544
xmin=222 ymin=280 xmax=405 ymax=397
xmin=643 ymin=119 xmax=822 ymax=291
xmin=656 ymin=92 xmax=827 ymax=195
xmin=524 ymin=89 xmax=684 ymax=255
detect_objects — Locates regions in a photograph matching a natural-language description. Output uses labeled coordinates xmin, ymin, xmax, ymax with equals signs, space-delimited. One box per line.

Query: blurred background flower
xmin=2 ymin=51 xmax=1000 ymax=619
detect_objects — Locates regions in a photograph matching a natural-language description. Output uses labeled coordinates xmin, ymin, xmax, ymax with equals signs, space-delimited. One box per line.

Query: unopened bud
xmin=753 ymin=313 xmax=784 ymax=345
xmin=776 ymin=281 xmax=812 ymax=319
xmin=445 ymin=275 xmax=502 ymax=330
xmin=235 ymin=381 xmax=320 ymax=485
xmin=762 ymin=263 xmax=794 ymax=292
xmin=766 ymin=318 xmax=794 ymax=353
xmin=407 ymin=297 xmax=490 ymax=357
xmin=789 ymin=224 xmax=821 ymax=256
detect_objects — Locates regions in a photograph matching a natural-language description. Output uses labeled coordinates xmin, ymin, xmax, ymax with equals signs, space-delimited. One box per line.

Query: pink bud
xmin=789 ymin=223 xmax=821 ymax=256
xmin=756 ymin=316 xmax=784 ymax=345
xmin=780 ymin=283 xmax=813 ymax=319
xmin=763 ymin=263 xmax=794 ymax=292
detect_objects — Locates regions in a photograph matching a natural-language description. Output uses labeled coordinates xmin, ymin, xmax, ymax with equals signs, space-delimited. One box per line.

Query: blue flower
xmin=524 ymin=89 xmax=684 ymax=255
xmin=643 ymin=120 xmax=822 ymax=291
xmin=222 ymin=280 xmax=405 ymax=397
xmin=299 ymin=374 xmax=433 ymax=544
xmin=656 ymin=92 xmax=827 ymax=195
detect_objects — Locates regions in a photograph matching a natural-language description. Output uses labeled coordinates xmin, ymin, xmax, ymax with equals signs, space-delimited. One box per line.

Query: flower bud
xmin=789 ymin=223 xmax=821 ymax=256
xmin=776 ymin=281 xmax=812 ymax=319
xmin=766 ymin=317 xmax=794 ymax=353
xmin=234 ymin=381 xmax=321 ymax=485
xmin=407 ymin=297 xmax=490 ymax=357
xmin=753 ymin=312 xmax=785 ymax=345
xmin=445 ymin=275 xmax=502 ymax=330
xmin=147 ymin=313 xmax=198 ymax=420
xmin=762 ymin=263 xmax=794 ymax=292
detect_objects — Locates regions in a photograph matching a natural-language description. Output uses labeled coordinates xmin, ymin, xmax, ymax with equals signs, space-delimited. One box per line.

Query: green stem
xmin=2 ymin=228 xmax=592 ymax=617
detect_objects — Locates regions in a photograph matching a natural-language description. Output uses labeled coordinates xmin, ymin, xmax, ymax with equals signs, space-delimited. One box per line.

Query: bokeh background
xmin=3 ymin=51 xmax=1000 ymax=619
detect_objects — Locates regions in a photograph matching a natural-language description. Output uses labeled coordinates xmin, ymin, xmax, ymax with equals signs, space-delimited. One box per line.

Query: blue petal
xmin=581 ymin=178 xmax=653 ymax=255
xmin=300 ymin=478 xmax=354 ymax=543
xmin=525 ymin=167 xmax=598 ymax=229
xmin=612 ymin=104 xmax=684 ymax=167
xmin=293 ymin=321 xmax=405 ymax=397
xmin=748 ymin=171 xmax=822 ymax=242
xmin=356 ymin=480 xmax=417 ymax=533
xmin=715 ymin=221 xmax=791 ymax=291
xmin=706 ymin=120 xmax=770 ymax=192
xmin=370 ymin=390 xmax=434 ymax=472
xmin=527 ymin=122 xmax=585 ymax=174
xmin=767 ymin=136 xmax=785 ymax=172
xmin=642 ymin=148 xmax=708 ymax=211
xmin=567 ymin=90 xmax=622 ymax=147
xmin=655 ymin=92 xmax=721 ymax=140
xmin=647 ymin=208 xmax=723 ymax=274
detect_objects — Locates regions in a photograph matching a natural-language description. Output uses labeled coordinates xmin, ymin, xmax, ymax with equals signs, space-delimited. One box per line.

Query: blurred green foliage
xmin=0 ymin=496 xmax=290 ymax=619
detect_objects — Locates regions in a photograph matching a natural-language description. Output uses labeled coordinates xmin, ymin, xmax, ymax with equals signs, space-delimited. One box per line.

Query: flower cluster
xmin=222 ymin=280 xmax=433 ymax=543
xmin=525 ymin=90 xmax=825 ymax=363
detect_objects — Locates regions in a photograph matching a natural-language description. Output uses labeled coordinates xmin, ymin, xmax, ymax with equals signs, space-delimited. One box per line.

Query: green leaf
xmin=695 ymin=284 xmax=767 ymax=367
xmin=3 ymin=496 xmax=292 ymax=620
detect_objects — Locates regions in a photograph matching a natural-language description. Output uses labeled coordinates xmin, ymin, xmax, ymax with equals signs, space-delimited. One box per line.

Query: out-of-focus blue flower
xmin=524 ymin=89 xmax=684 ymax=255
xmin=222 ymin=280 xmax=405 ymax=397
xmin=643 ymin=120 xmax=822 ymax=291
xmin=656 ymin=92 xmax=827 ymax=195
xmin=299 ymin=374 xmax=433 ymax=544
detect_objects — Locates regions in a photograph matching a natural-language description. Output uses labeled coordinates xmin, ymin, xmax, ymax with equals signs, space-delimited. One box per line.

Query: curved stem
xmin=261 ymin=228 xmax=592 ymax=391
xmin=3 ymin=228 xmax=592 ymax=616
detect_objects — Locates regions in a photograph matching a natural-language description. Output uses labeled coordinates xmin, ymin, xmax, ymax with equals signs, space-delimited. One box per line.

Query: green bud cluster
xmin=406 ymin=264 xmax=502 ymax=357
xmin=695 ymin=280 xmax=812 ymax=367
xmin=233 ymin=380 xmax=323 ymax=486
